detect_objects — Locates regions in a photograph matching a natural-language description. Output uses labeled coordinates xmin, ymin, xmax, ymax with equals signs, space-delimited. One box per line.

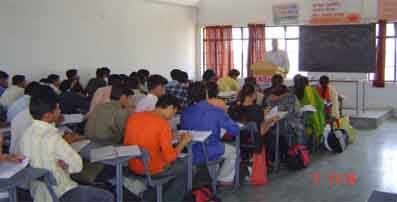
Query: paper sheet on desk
xmin=0 ymin=158 xmax=29 ymax=179
xmin=178 ymin=130 xmax=211 ymax=142
xmin=265 ymin=106 xmax=288 ymax=123
xmin=62 ymin=114 xmax=84 ymax=125
xmin=300 ymin=105 xmax=316 ymax=113
xmin=71 ymin=140 xmax=91 ymax=152
xmin=90 ymin=145 xmax=141 ymax=163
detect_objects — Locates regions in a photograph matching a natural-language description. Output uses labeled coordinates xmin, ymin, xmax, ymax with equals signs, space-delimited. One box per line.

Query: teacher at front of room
xmin=266 ymin=39 xmax=290 ymax=74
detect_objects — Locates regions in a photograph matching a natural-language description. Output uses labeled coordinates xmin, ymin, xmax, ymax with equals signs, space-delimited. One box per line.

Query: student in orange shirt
xmin=124 ymin=94 xmax=192 ymax=202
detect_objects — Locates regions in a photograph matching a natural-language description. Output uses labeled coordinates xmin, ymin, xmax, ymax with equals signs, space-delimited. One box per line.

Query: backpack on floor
xmin=287 ymin=144 xmax=310 ymax=170
xmin=184 ymin=187 xmax=221 ymax=202
xmin=324 ymin=128 xmax=349 ymax=153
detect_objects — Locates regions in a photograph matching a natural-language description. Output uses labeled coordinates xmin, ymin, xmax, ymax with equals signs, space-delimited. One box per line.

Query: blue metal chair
xmin=0 ymin=167 xmax=58 ymax=202
xmin=234 ymin=122 xmax=258 ymax=191
xmin=108 ymin=148 xmax=175 ymax=202
xmin=194 ymin=141 xmax=224 ymax=195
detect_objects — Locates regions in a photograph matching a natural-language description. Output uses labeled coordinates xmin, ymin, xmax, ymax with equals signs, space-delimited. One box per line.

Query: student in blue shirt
xmin=180 ymin=81 xmax=240 ymax=186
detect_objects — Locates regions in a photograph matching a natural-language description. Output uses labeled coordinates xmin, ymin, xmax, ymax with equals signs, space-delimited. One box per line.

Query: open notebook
xmin=61 ymin=114 xmax=84 ymax=125
xmin=178 ymin=130 xmax=212 ymax=142
xmin=0 ymin=158 xmax=29 ymax=179
xmin=265 ymin=106 xmax=288 ymax=121
xmin=90 ymin=145 xmax=141 ymax=163
xmin=70 ymin=140 xmax=91 ymax=153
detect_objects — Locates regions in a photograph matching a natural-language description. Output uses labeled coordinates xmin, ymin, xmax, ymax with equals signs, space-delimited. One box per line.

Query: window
xmin=369 ymin=23 xmax=396 ymax=81
xmin=202 ymin=25 xmax=306 ymax=80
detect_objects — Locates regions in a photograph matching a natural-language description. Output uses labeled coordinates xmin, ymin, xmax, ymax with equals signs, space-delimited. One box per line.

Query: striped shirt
xmin=20 ymin=120 xmax=82 ymax=202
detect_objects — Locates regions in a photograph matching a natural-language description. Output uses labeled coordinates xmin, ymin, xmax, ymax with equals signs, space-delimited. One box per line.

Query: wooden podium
xmin=250 ymin=61 xmax=287 ymax=90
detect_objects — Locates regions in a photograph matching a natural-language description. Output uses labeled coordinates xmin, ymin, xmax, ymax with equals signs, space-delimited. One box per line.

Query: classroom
xmin=0 ymin=0 xmax=396 ymax=201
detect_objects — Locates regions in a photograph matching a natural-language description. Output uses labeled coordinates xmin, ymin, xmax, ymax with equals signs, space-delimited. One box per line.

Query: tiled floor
xmin=221 ymin=120 xmax=397 ymax=202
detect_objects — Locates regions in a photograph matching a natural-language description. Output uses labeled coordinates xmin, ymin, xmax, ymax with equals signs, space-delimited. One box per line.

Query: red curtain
xmin=204 ymin=26 xmax=234 ymax=77
xmin=247 ymin=24 xmax=266 ymax=76
xmin=373 ymin=20 xmax=387 ymax=87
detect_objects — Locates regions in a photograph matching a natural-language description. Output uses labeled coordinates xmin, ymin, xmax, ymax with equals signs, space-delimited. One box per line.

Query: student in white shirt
xmin=7 ymin=81 xmax=40 ymax=122
xmin=0 ymin=75 xmax=26 ymax=109
xmin=135 ymin=74 xmax=168 ymax=112
xmin=266 ymin=39 xmax=290 ymax=73
xmin=19 ymin=86 xmax=113 ymax=202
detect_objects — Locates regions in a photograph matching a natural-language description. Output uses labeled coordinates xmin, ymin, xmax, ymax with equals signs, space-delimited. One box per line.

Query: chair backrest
xmin=240 ymin=122 xmax=258 ymax=143
xmin=138 ymin=148 xmax=155 ymax=186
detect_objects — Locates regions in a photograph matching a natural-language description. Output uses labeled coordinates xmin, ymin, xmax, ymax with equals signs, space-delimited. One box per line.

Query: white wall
xmin=0 ymin=0 xmax=197 ymax=84
xmin=198 ymin=0 xmax=378 ymax=26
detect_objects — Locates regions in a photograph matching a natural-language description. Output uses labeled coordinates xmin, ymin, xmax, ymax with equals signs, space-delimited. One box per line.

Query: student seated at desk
xmin=229 ymin=84 xmax=279 ymax=151
xmin=11 ymin=85 xmax=83 ymax=155
xmin=217 ymin=69 xmax=241 ymax=93
xmin=60 ymin=69 xmax=85 ymax=96
xmin=244 ymin=77 xmax=264 ymax=105
xmin=7 ymin=81 xmax=40 ymax=122
xmin=0 ymin=75 xmax=27 ymax=109
xmin=262 ymin=74 xmax=290 ymax=106
xmin=85 ymin=85 xmax=132 ymax=146
xmin=202 ymin=69 xmax=217 ymax=85
xmin=206 ymin=81 xmax=228 ymax=111
xmin=316 ymin=75 xmax=340 ymax=121
xmin=293 ymin=75 xmax=325 ymax=142
xmin=88 ymin=74 xmax=122 ymax=115
xmin=166 ymin=69 xmax=189 ymax=110
xmin=181 ymin=82 xmax=240 ymax=187
xmin=47 ymin=74 xmax=62 ymax=95
xmin=135 ymin=74 xmax=168 ymax=112
xmin=85 ymin=67 xmax=109 ymax=99
xmin=19 ymin=86 xmax=113 ymax=202
xmin=59 ymin=79 xmax=90 ymax=115
xmin=124 ymin=94 xmax=192 ymax=202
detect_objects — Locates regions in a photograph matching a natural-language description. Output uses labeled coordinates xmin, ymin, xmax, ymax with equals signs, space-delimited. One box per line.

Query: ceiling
xmin=149 ymin=0 xmax=200 ymax=6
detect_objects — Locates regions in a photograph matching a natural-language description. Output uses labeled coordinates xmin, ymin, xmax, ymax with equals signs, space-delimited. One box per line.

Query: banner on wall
xmin=309 ymin=0 xmax=362 ymax=25
xmin=273 ymin=3 xmax=299 ymax=25
xmin=379 ymin=0 xmax=397 ymax=21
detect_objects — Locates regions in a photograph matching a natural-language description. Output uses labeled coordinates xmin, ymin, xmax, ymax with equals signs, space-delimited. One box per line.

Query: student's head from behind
xmin=126 ymin=76 xmax=140 ymax=90
xmin=101 ymin=67 xmax=111 ymax=78
xmin=188 ymin=81 xmax=207 ymax=105
xmin=239 ymin=84 xmax=256 ymax=104
xmin=108 ymin=74 xmax=122 ymax=87
xmin=59 ymin=79 xmax=82 ymax=93
xmin=24 ymin=82 xmax=41 ymax=96
xmin=148 ymin=74 xmax=168 ymax=97
xmin=228 ymin=69 xmax=240 ymax=80
xmin=137 ymin=69 xmax=150 ymax=83
xmin=271 ymin=74 xmax=284 ymax=88
xmin=244 ymin=77 xmax=257 ymax=87
xmin=48 ymin=74 xmax=61 ymax=87
xmin=12 ymin=75 xmax=26 ymax=88
xmin=0 ymin=71 xmax=9 ymax=88
xmin=272 ymin=39 xmax=279 ymax=51
xmin=155 ymin=94 xmax=180 ymax=120
xmin=202 ymin=69 xmax=217 ymax=83
xmin=66 ymin=69 xmax=78 ymax=80
xmin=30 ymin=85 xmax=60 ymax=123
xmin=206 ymin=82 xmax=219 ymax=99
xmin=110 ymin=85 xmax=133 ymax=108
xmin=319 ymin=75 xmax=330 ymax=88
xmin=170 ymin=69 xmax=182 ymax=81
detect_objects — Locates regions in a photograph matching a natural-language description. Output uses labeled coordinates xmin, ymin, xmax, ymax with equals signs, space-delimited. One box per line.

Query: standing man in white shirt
xmin=19 ymin=86 xmax=113 ymax=202
xmin=266 ymin=39 xmax=290 ymax=73
xmin=135 ymin=74 xmax=168 ymax=112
